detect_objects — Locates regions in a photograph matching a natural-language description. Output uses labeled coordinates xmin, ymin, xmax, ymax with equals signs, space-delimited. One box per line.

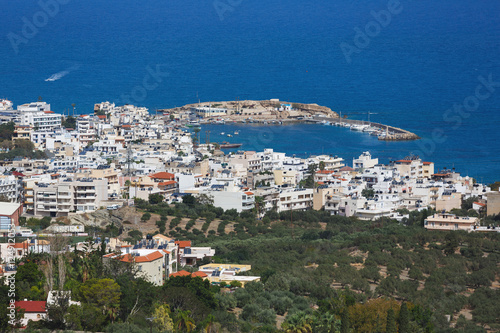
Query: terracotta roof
xmin=175 ymin=241 xmax=191 ymax=248
xmin=244 ymin=191 xmax=254 ymax=195
xmin=339 ymin=166 xmax=354 ymax=171
xmin=423 ymin=162 xmax=433 ymax=165
xmin=150 ymin=172 xmax=175 ymax=180
xmin=396 ymin=160 xmax=412 ymax=163
xmin=135 ymin=251 xmax=163 ymax=263
xmin=473 ymin=202 xmax=486 ymax=207
xmin=170 ymin=270 xmax=191 ymax=277
xmin=97 ymin=115 xmax=106 ymax=119
xmin=13 ymin=242 xmax=27 ymax=249
xmin=316 ymin=170 xmax=336 ymax=174
xmin=191 ymin=271 xmax=208 ymax=278
xmin=43 ymin=111 xmax=54 ymax=114
xmin=118 ymin=254 xmax=133 ymax=263
xmin=159 ymin=180 xmax=177 ymax=186
xmin=15 ymin=301 xmax=46 ymax=313
xmin=118 ymin=251 xmax=163 ymax=263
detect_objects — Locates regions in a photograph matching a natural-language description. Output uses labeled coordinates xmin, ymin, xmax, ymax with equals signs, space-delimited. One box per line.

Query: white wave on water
xmin=45 ymin=70 xmax=70 ymax=81
xmin=45 ymin=64 xmax=81 ymax=82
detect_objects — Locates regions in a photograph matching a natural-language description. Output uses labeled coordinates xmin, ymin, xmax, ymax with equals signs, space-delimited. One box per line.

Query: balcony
xmin=75 ymin=196 xmax=96 ymax=201
xmin=76 ymin=188 xmax=95 ymax=193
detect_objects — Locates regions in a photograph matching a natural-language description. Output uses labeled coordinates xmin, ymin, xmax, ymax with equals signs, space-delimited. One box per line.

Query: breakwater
xmin=310 ymin=116 xmax=420 ymax=141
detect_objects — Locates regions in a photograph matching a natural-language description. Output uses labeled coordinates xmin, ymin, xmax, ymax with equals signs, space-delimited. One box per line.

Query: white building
xmin=18 ymin=102 xmax=62 ymax=131
xmin=34 ymin=178 xmax=108 ymax=217
xmin=277 ymin=188 xmax=313 ymax=212
xmin=353 ymin=151 xmax=378 ymax=170
xmin=0 ymin=175 xmax=22 ymax=202
xmin=191 ymin=106 xmax=228 ymax=118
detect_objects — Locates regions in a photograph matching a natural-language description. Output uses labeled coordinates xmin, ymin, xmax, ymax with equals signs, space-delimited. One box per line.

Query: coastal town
xmin=0 ymin=98 xmax=499 ymax=330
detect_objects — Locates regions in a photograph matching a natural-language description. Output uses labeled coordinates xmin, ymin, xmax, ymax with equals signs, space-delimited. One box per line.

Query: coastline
xmin=160 ymin=99 xmax=420 ymax=141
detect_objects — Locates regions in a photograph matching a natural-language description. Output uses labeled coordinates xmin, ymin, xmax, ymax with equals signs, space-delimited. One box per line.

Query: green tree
xmin=461 ymin=196 xmax=479 ymax=210
xmin=361 ymin=188 xmax=375 ymax=199
xmin=174 ymin=309 xmax=196 ymax=332
xmin=443 ymin=232 xmax=459 ymax=255
xmin=79 ymin=278 xmax=121 ymax=322
xmin=386 ymin=308 xmax=397 ymax=333
xmin=398 ymin=302 xmax=409 ymax=333
xmin=141 ymin=212 xmax=151 ymax=221
xmin=152 ymin=303 xmax=174 ymax=332
xmin=282 ymin=311 xmax=313 ymax=333
xmin=254 ymin=196 xmax=265 ymax=218
xmin=360 ymin=265 xmax=381 ymax=283
xmin=149 ymin=193 xmax=164 ymax=205
xmin=182 ymin=194 xmax=196 ymax=206
xmin=340 ymin=309 xmax=350 ymax=333
xmin=62 ymin=116 xmax=76 ymax=129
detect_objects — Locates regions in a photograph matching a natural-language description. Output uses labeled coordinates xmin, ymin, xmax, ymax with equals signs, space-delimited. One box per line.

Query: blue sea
xmin=1 ymin=0 xmax=499 ymax=182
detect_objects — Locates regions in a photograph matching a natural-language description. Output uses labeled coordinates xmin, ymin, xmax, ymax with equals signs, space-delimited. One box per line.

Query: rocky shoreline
xmin=160 ymin=99 xmax=419 ymax=141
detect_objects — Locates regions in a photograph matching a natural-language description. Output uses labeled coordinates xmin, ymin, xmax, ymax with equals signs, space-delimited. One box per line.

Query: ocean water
xmin=1 ymin=0 xmax=499 ymax=182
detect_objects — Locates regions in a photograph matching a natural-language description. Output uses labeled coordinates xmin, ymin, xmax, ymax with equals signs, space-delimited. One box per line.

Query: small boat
xmin=220 ymin=132 xmax=225 ymax=135
xmin=234 ymin=131 xmax=239 ymax=135
xmin=220 ymin=142 xmax=243 ymax=149
xmin=350 ymin=124 xmax=368 ymax=131
xmin=227 ymin=134 xmax=232 ymax=137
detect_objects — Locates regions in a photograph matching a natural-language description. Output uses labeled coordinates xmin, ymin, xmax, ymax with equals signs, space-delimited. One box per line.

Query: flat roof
xmin=0 ymin=202 xmax=21 ymax=216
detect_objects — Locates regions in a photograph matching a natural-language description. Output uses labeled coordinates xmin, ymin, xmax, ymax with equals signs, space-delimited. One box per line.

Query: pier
xmin=310 ymin=116 xmax=420 ymax=141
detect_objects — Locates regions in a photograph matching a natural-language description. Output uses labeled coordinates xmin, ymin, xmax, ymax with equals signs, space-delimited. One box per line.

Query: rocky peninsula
xmin=160 ymin=99 xmax=420 ymax=141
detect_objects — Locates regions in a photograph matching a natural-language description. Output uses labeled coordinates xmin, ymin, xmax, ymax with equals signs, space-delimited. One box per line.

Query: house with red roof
xmin=15 ymin=301 xmax=46 ymax=327
xmin=104 ymin=250 xmax=167 ymax=286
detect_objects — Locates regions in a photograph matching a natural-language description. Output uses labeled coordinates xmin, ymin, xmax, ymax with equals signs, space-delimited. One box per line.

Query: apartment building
xmin=13 ymin=125 xmax=31 ymax=141
xmin=257 ymin=148 xmax=285 ymax=171
xmin=210 ymin=189 xmax=255 ymax=213
xmin=0 ymin=175 xmax=22 ymax=202
xmin=486 ymin=192 xmax=500 ymax=216
xmin=277 ymin=188 xmax=313 ymax=212
xmin=34 ymin=178 xmax=108 ymax=217
xmin=353 ymin=151 xmax=378 ymax=169
xmin=228 ymin=151 xmax=262 ymax=173
xmin=424 ymin=213 xmax=478 ymax=231
xmin=273 ymin=169 xmax=298 ymax=186
xmin=310 ymin=155 xmax=345 ymax=172
xmin=18 ymin=102 xmax=62 ymax=131
xmin=394 ymin=158 xmax=434 ymax=179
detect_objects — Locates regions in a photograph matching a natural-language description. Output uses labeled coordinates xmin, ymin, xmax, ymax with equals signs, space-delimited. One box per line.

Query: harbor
xmin=167 ymin=99 xmax=420 ymax=142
